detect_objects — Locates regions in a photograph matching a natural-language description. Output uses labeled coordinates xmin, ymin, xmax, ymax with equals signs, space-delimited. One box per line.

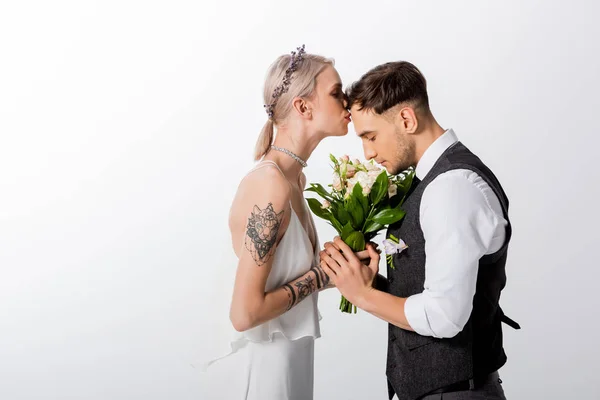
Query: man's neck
xmin=414 ymin=120 xmax=446 ymax=165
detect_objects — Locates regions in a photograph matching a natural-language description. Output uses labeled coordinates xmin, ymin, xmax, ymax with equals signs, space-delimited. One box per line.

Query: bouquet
xmin=305 ymin=154 xmax=415 ymax=313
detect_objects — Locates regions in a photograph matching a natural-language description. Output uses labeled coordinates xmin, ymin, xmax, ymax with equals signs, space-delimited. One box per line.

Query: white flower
xmin=388 ymin=183 xmax=398 ymax=197
xmin=363 ymin=186 xmax=371 ymax=195
xmin=368 ymin=169 xmax=383 ymax=178
xmin=321 ymin=200 xmax=331 ymax=209
xmin=382 ymin=238 xmax=408 ymax=255
xmin=332 ymin=174 xmax=342 ymax=191
xmin=355 ymin=171 xmax=371 ymax=190
xmin=366 ymin=170 xmax=385 ymax=189
xmin=364 ymin=161 xmax=380 ymax=172
xmin=339 ymin=155 xmax=350 ymax=163
xmin=347 ymin=177 xmax=357 ymax=192
xmin=353 ymin=158 xmax=361 ymax=165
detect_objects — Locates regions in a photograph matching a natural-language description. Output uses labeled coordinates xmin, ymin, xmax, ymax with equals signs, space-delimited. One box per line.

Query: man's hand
xmin=319 ymin=236 xmax=381 ymax=308
xmin=323 ymin=241 xmax=380 ymax=265
xmin=355 ymin=243 xmax=382 ymax=266
xmin=317 ymin=241 xmax=378 ymax=289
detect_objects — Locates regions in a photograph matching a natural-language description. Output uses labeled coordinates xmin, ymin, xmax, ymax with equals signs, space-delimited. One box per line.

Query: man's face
xmin=350 ymin=105 xmax=416 ymax=175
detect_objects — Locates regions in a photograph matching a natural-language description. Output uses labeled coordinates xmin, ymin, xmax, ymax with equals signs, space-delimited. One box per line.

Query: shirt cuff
xmin=404 ymin=293 xmax=433 ymax=337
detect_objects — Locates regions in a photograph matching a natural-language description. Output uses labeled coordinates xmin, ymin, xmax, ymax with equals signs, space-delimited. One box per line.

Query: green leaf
xmin=305 ymin=184 xmax=334 ymax=201
xmin=347 ymin=191 xmax=365 ymax=230
xmin=340 ymin=162 xmax=347 ymax=178
xmin=364 ymin=221 xmax=384 ymax=233
xmin=329 ymin=218 xmax=343 ymax=233
xmin=369 ymin=171 xmax=389 ymax=206
xmin=306 ymin=198 xmax=333 ymax=222
xmin=394 ymin=168 xmax=416 ymax=204
xmin=344 ymin=231 xmax=366 ymax=252
xmin=331 ymin=203 xmax=350 ymax=226
xmin=352 ymin=182 xmax=369 ymax=215
xmin=371 ymin=207 xmax=407 ymax=225
xmin=341 ymin=222 xmax=355 ymax=241
xmin=329 ymin=154 xmax=339 ymax=166
xmin=389 ymin=188 xmax=402 ymax=208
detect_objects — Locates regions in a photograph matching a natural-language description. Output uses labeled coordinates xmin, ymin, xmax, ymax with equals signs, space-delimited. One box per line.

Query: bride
xmin=205 ymin=45 xmax=352 ymax=400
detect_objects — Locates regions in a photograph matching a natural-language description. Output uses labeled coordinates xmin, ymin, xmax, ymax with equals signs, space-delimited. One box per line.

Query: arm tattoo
xmin=294 ymin=274 xmax=316 ymax=303
xmin=310 ymin=265 xmax=330 ymax=289
xmin=245 ymin=203 xmax=284 ymax=266
xmin=283 ymin=283 xmax=296 ymax=311
xmin=283 ymin=268 xmax=325 ymax=312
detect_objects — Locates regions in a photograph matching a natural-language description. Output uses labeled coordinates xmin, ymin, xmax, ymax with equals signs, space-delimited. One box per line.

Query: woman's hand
xmin=321 ymin=241 xmax=381 ymax=265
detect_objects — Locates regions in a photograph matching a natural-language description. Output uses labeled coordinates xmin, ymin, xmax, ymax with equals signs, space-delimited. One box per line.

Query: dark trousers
xmin=416 ymin=371 xmax=506 ymax=400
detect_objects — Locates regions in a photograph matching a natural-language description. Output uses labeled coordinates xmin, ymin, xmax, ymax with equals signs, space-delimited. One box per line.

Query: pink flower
xmin=346 ymin=164 xmax=356 ymax=178
xmin=321 ymin=200 xmax=331 ymax=209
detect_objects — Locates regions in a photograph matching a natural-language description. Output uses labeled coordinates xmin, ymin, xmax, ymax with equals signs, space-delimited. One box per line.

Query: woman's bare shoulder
xmin=229 ymin=165 xmax=292 ymax=226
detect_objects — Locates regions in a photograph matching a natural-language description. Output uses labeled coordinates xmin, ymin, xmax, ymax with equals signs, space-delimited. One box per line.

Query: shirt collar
xmin=415 ymin=129 xmax=458 ymax=180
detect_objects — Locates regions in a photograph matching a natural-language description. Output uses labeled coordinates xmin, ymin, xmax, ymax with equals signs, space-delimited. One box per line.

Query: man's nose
xmin=363 ymin=144 xmax=376 ymax=161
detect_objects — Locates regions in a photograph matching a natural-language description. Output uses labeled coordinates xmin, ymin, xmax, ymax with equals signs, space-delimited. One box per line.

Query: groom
xmin=320 ymin=61 xmax=520 ymax=400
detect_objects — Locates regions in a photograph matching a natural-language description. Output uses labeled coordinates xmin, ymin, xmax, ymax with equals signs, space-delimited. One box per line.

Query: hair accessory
xmin=264 ymin=44 xmax=306 ymax=119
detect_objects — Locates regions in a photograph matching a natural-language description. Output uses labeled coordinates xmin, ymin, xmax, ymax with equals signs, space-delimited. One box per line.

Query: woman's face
xmin=308 ymin=65 xmax=351 ymax=137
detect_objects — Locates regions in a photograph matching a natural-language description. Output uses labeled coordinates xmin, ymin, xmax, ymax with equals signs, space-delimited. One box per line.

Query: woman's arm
xmin=229 ymin=168 xmax=327 ymax=332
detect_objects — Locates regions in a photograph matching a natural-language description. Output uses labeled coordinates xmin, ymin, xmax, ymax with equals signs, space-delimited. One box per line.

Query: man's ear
xmin=397 ymin=106 xmax=418 ymax=134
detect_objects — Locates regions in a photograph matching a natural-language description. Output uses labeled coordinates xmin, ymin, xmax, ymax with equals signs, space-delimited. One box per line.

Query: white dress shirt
xmin=403 ymin=129 xmax=508 ymax=338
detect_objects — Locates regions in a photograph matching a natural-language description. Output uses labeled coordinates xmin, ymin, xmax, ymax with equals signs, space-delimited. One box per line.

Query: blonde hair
xmin=254 ymin=52 xmax=334 ymax=161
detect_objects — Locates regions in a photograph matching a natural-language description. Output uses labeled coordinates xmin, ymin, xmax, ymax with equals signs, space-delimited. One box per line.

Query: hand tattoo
xmin=245 ymin=203 xmax=284 ymax=266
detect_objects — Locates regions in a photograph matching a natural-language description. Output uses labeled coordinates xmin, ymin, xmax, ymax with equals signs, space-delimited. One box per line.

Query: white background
xmin=1 ymin=1 xmax=599 ymax=399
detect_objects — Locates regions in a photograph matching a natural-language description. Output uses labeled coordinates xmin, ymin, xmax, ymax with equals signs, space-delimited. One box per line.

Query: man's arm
xmin=320 ymin=238 xmax=414 ymax=331
xmin=321 ymin=171 xmax=504 ymax=337
xmin=358 ymin=288 xmax=413 ymax=331
xmin=402 ymin=171 xmax=504 ymax=338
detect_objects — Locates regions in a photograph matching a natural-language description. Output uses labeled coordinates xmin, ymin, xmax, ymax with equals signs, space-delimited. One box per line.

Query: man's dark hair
xmin=346 ymin=61 xmax=430 ymax=115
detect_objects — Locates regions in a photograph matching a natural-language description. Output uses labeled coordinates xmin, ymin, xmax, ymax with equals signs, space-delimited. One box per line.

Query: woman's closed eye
xmin=331 ymin=89 xmax=344 ymax=100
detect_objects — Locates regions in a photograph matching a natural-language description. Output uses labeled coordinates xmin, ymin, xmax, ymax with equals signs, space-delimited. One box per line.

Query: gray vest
xmin=385 ymin=142 xmax=518 ymax=400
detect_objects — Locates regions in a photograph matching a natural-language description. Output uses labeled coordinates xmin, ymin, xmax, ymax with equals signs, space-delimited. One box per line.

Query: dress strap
xmin=241 ymin=160 xmax=284 ymax=179
xmin=243 ymin=160 xmax=290 ymax=190
xmin=254 ymin=160 xmax=285 ymax=177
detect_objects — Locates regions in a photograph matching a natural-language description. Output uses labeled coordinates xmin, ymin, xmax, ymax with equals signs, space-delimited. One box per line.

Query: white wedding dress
xmin=199 ymin=160 xmax=322 ymax=400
